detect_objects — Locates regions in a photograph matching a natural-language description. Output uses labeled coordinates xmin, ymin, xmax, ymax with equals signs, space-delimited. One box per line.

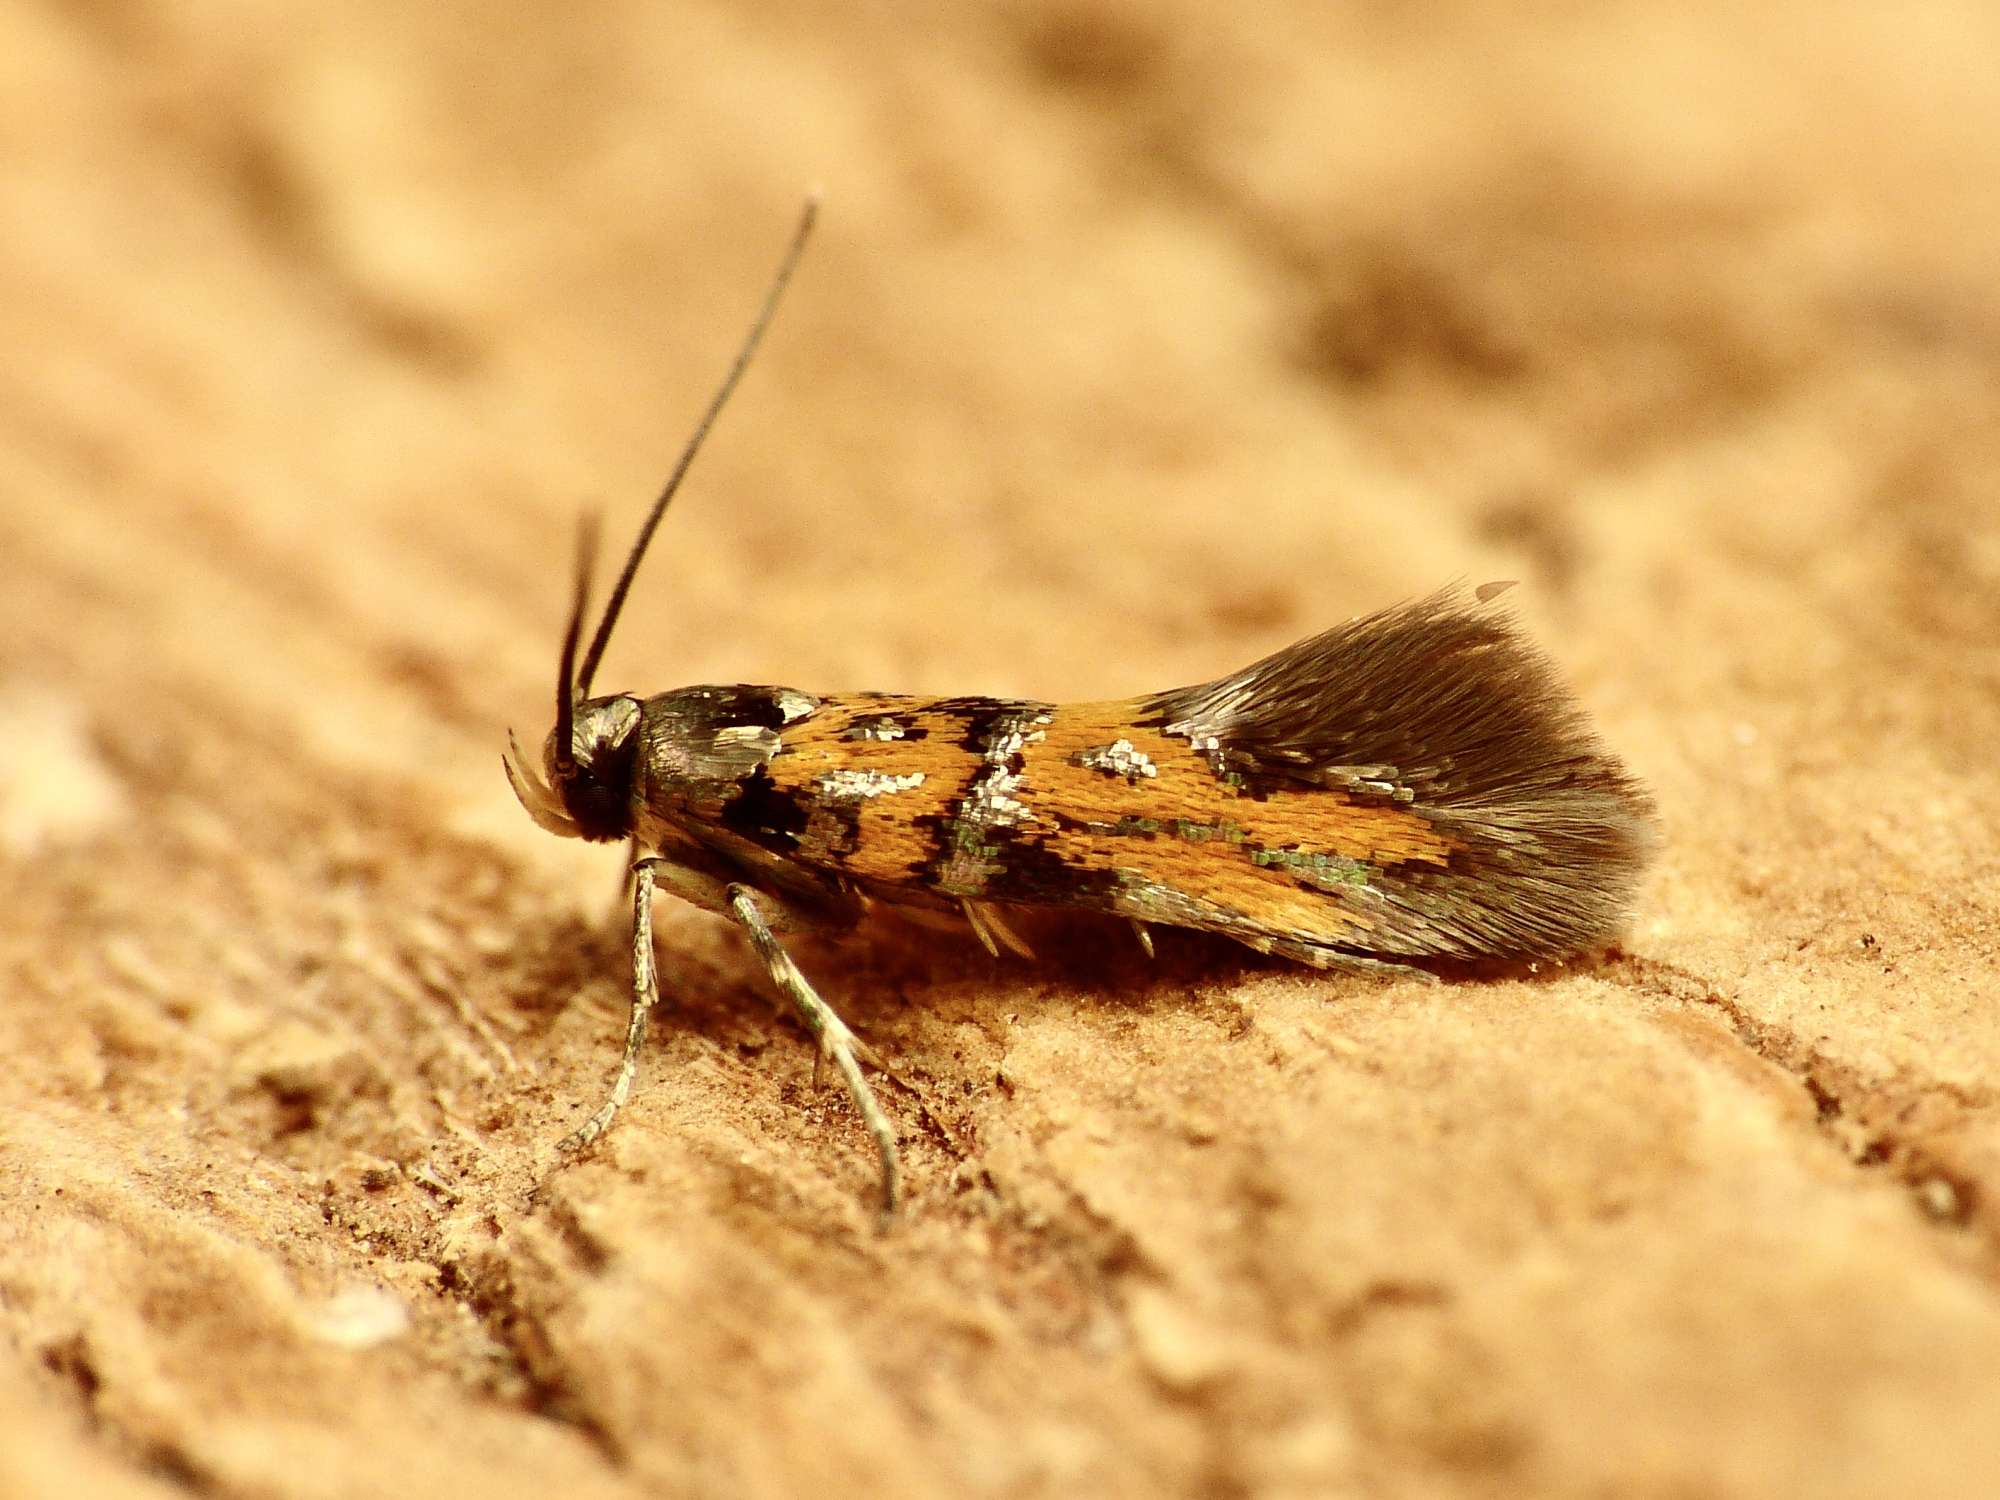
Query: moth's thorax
xmin=628 ymin=684 xmax=820 ymax=830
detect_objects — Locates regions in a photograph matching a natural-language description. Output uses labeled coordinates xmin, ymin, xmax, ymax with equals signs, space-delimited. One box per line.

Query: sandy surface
xmin=4 ymin=4 xmax=1998 ymax=1497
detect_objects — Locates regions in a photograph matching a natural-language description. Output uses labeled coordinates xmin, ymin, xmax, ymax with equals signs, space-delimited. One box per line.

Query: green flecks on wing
xmin=951 ymin=821 xmax=1003 ymax=871
xmin=1250 ymin=847 xmax=1374 ymax=888
xmin=1170 ymin=818 xmax=1249 ymax=844
xmin=1080 ymin=815 xmax=1254 ymax=843
xmin=1088 ymin=824 xmax=1256 ymax=848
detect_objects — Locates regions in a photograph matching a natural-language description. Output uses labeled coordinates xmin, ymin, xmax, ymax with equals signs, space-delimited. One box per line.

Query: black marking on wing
xmin=841 ymin=714 xmax=931 ymax=742
xmin=919 ymin=818 xmax=1124 ymax=908
xmin=919 ymin=697 xmax=1029 ymax=754
xmin=800 ymin=785 xmax=867 ymax=863
xmin=685 ymin=685 xmax=796 ymax=731
xmin=721 ymin=767 xmax=812 ymax=848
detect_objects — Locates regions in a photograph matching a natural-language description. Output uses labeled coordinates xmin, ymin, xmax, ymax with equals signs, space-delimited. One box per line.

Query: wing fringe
xmin=1142 ymin=589 xmax=1658 ymax=960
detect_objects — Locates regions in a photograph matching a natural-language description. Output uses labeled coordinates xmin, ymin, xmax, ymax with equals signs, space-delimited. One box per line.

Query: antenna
xmin=552 ymin=513 xmax=599 ymax=783
xmin=574 ymin=194 xmax=821 ymax=698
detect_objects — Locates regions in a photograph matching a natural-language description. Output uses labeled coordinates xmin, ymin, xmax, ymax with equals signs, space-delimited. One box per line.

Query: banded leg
xmin=559 ymin=858 xmax=665 ymax=1153
xmin=725 ymin=883 xmax=901 ymax=1218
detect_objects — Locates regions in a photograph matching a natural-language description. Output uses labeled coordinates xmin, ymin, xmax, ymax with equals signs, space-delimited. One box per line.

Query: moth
xmin=505 ymin=200 xmax=1657 ymax=1216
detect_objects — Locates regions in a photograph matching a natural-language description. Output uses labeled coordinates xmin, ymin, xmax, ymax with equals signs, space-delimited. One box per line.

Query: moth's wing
xmin=1140 ymin=590 xmax=1658 ymax=960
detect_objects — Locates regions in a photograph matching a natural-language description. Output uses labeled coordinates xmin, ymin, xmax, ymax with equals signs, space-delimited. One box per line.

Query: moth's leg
xmin=1113 ymin=879 xmax=1420 ymax=977
xmin=559 ymin=856 xmax=864 ymax=1158
xmin=725 ymin=883 xmax=900 ymax=1219
xmin=560 ymin=857 xmax=671 ymax=1153
xmin=1129 ymin=919 xmax=1156 ymax=959
xmin=961 ymin=899 xmax=1035 ymax=960
xmin=1257 ymin=932 xmax=1437 ymax=983
xmin=608 ymin=833 xmax=640 ymax=918
xmin=961 ymin=900 xmax=1000 ymax=958
xmin=562 ymin=854 xmax=762 ymax=1152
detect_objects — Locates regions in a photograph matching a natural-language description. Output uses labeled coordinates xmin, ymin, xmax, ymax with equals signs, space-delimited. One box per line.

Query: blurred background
xmin=6 ymin=6 xmax=1996 ymax=724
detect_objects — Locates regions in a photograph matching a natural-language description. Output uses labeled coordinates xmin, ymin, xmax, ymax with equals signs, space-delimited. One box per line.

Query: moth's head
xmin=504 ymin=516 xmax=645 ymax=844
xmin=500 ymin=198 xmax=819 ymax=848
xmin=505 ymin=694 xmax=641 ymax=843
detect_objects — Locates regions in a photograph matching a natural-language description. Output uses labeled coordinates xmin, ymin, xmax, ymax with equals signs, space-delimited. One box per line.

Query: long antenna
xmin=552 ymin=513 xmax=599 ymax=783
xmin=574 ymin=194 xmax=821 ymax=698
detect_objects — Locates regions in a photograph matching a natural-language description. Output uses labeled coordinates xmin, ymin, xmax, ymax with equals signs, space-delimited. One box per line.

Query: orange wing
xmin=698 ymin=592 xmax=1653 ymax=965
xmin=747 ymin=693 xmax=1459 ymax=960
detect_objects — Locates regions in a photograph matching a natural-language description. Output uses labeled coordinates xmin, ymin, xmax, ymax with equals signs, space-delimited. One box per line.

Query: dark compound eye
xmin=553 ymin=699 xmax=642 ymax=841
xmin=560 ymin=744 xmax=637 ymax=839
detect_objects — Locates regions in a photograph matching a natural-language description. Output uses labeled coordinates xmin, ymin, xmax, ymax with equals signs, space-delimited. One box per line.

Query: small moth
xmin=506 ymin=200 xmax=1656 ymax=1216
